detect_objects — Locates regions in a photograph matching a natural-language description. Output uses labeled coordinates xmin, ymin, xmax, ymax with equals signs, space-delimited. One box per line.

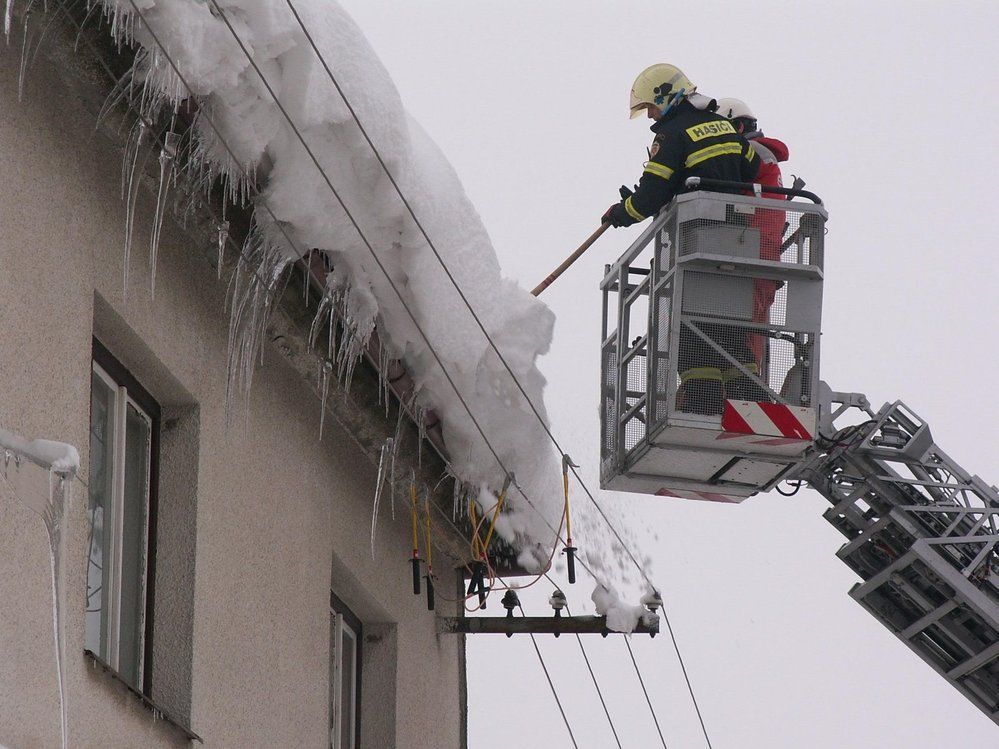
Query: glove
xmin=601 ymin=202 xmax=633 ymax=228
xmin=618 ymin=184 xmax=638 ymax=200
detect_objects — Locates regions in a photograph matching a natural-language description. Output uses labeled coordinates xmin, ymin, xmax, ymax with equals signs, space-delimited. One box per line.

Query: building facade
xmin=0 ymin=11 xmax=468 ymax=748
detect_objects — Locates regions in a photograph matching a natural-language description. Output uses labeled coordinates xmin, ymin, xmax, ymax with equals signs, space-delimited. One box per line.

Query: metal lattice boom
xmin=796 ymin=389 xmax=999 ymax=723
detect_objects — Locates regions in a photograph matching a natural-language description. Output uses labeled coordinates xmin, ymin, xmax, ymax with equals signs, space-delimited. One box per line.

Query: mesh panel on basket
xmin=682 ymin=271 xmax=754 ymax=320
xmin=601 ymin=342 xmax=618 ymax=457
xmin=679 ymin=217 xmax=761 ymax=260
xmin=623 ymin=350 xmax=647 ymax=451
xmin=651 ymin=284 xmax=672 ymax=425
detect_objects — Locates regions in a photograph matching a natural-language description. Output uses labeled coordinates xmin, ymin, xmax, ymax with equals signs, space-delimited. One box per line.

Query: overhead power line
xmin=262 ymin=7 xmax=713 ymax=746
xmin=519 ymin=605 xmax=579 ymax=749
xmin=119 ymin=5 xmax=712 ymax=747
xmin=280 ymin=0 xmax=655 ymax=595
xmin=121 ymin=0 xmax=614 ymax=605
xmin=625 ymin=636 xmax=670 ymax=749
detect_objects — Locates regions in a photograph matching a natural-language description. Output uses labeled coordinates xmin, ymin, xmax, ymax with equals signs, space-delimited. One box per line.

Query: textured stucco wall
xmin=0 ymin=24 xmax=464 ymax=749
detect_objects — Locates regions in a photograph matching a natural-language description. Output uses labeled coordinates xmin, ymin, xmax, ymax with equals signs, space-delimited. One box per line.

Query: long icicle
xmin=149 ymin=130 xmax=179 ymax=298
xmin=122 ymin=121 xmax=149 ymax=300
xmin=370 ymin=438 xmax=392 ymax=559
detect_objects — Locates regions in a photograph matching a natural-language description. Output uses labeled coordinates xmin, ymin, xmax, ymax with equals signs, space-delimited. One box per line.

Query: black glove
xmin=618 ymin=184 xmax=638 ymax=200
xmin=601 ymin=202 xmax=633 ymax=228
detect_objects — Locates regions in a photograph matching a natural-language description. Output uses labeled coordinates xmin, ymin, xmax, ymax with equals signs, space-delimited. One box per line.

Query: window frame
xmin=330 ymin=591 xmax=362 ymax=749
xmin=88 ymin=338 xmax=161 ymax=696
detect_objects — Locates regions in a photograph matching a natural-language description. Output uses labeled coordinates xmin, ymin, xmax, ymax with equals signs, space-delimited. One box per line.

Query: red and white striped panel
xmin=656 ymin=488 xmax=743 ymax=504
xmin=721 ymin=400 xmax=815 ymax=441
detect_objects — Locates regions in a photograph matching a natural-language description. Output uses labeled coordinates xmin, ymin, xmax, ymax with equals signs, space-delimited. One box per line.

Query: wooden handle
xmin=531 ymin=223 xmax=610 ymax=296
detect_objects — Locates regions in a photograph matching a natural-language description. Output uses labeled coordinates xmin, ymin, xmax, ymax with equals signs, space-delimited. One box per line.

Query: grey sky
xmin=338 ymin=2 xmax=997 ymax=746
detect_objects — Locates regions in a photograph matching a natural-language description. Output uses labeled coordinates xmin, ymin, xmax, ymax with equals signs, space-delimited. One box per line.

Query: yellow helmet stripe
xmin=685 ymin=142 xmax=743 ymax=168
xmin=624 ymin=196 xmax=645 ymax=221
xmin=643 ymin=162 xmax=675 ymax=181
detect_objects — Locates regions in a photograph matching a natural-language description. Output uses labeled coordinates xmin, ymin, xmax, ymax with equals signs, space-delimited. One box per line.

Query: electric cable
xmin=169 ymin=0 xmax=612 ymax=592
xmin=543 ymin=571 xmax=665 ymax=749
xmin=562 ymin=599 xmax=623 ymax=748
xmin=519 ymin=604 xmax=579 ymax=749
xmin=122 ymin=0 xmax=599 ymax=593
xmin=118 ymin=9 xmax=713 ymax=745
xmin=263 ymin=9 xmax=717 ymax=743
xmin=624 ymin=636 xmax=670 ymax=749
xmin=45 ymin=0 xmax=475 ymax=574
xmin=279 ymin=0 xmax=657 ymax=594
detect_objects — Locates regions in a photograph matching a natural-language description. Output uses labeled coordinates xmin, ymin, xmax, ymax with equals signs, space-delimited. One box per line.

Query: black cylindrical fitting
xmin=411 ymin=557 xmax=421 ymax=595
xmin=563 ymin=546 xmax=577 ymax=584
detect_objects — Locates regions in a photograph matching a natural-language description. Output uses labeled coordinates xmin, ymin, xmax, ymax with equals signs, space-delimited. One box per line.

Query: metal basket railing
xmin=601 ymin=184 xmax=826 ymax=486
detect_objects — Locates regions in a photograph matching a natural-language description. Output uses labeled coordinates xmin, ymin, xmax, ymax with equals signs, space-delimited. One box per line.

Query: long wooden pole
xmin=531 ymin=222 xmax=610 ymax=296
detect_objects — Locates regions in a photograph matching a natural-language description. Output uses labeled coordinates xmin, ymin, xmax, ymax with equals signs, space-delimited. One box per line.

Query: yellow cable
xmin=409 ymin=482 xmax=420 ymax=558
xmin=562 ymin=461 xmax=573 ymax=543
xmin=423 ymin=492 xmax=433 ymax=571
xmin=481 ymin=486 xmax=508 ymax=554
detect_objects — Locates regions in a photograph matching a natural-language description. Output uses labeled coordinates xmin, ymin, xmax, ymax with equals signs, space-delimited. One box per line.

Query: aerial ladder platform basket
xmin=600 ymin=179 xmax=827 ymax=502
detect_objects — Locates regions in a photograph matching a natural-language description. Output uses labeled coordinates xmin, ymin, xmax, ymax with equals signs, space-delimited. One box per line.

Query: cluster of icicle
xmin=84 ymin=0 xmax=574 ymax=563
xmin=0 ymin=429 xmax=79 ymax=749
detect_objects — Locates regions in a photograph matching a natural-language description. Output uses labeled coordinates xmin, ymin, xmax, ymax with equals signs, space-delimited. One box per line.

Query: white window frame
xmin=88 ymin=360 xmax=153 ymax=686
xmin=330 ymin=596 xmax=360 ymax=749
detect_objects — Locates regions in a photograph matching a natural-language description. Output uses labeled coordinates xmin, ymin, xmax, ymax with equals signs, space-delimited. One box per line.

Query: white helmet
xmin=714 ymin=97 xmax=756 ymax=122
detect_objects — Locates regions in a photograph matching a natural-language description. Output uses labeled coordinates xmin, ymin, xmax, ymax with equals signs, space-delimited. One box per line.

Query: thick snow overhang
xmin=9 ymin=1 xmax=547 ymax=575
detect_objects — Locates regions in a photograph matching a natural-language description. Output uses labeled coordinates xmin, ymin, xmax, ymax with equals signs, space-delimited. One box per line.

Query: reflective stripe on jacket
xmin=617 ymin=100 xmax=760 ymax=225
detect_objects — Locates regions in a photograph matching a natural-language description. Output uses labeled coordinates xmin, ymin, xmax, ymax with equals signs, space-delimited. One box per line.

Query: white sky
xmin=338 ymin=2 xmax=999 ymax=746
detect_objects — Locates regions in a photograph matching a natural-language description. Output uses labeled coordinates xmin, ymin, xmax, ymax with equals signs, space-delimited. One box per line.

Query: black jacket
xmin=611 ymin=101 xmax=760 ymax=226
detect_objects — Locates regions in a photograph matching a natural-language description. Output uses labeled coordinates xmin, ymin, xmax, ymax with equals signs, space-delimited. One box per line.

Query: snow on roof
xmin=99 ymin=0 xmax=568 ymax=559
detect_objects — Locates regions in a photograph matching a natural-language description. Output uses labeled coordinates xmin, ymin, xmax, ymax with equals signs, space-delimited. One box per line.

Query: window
xmin=330 ymin=592 xmax=361 ymax=749
xmin=86 ymin=340 xmax=160 ymax=693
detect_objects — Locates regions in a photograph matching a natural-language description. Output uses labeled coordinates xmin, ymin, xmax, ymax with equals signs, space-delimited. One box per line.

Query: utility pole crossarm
xmin=437 ymin=614 xmax=659 ymax=636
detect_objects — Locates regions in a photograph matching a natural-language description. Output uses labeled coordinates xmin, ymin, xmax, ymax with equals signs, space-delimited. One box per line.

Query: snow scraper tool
xmin=531 ymin=223 xmax=610 ymax=296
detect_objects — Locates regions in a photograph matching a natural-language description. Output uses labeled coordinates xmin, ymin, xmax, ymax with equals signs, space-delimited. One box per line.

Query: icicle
xmin=303 ymin=249 xmax=312 ymax=304
xmin=318 ymin=359 xmax=333 ymax=439
xmin=389 ymin=408 xmax=404 ymax=522
xmin=378 ymin=346 xmax=392 ymax=418
xmin=4 ymin=0 xmax=13 ymax=43
xmin=73 ymin=1 xmax=102 ymax=52
xmin=17 ymin=3 xmax=33 ymax=101
xmin=326 ymin=302 xmax=336 ymax=359
xmin=122 ymin=121 xmax=149 ymax=300
xmin=417 ymin=410 xmax=427 ymax=468
xmin=42 ymin=469 xmax=72 ymax=749
xmin=370 ymin=438 xmax=392 ymax=559
xmin=149 ymin=131 xmax=179 ymax=298
xmin=216 ymin=220 xmax=229 ymax=279
xmin=308 ymin=292 xmax=331 ymax=353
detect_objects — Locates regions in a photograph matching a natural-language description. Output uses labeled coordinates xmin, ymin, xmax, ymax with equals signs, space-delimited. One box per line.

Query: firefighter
xmin=602 ymin=65 xmax=761 ymax=415
xmin=715 ymin=98 xmax=790 ymax=402
xmin=601 ymin=64 xmax=760 ymax=229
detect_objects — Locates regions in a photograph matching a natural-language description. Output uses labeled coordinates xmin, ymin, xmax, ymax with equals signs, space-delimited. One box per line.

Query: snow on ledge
xmin=0 ymin=427 xmax=80 ymax=475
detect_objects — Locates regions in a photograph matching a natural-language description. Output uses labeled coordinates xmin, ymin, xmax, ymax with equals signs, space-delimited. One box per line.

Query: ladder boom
xmin=795 ymin=388 xmax=999 ymax=724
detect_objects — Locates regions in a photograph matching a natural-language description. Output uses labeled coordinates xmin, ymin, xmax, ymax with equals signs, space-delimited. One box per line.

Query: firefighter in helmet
xmin=715 ymin=97 xmax=790 ymax=402
xmin=602 ymin=65 xmax=762 ymax=415
xmin=601 ymin=64 xmax=760 ymax=228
